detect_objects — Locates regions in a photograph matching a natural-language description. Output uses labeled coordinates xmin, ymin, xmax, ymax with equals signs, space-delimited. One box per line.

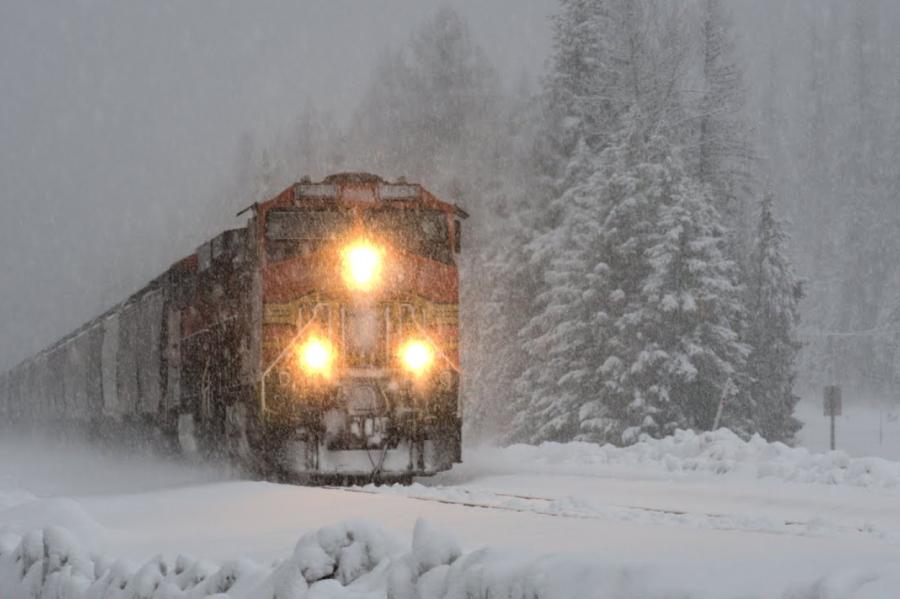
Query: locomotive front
xmin=255 ymin=173 xmax=465 ymax=482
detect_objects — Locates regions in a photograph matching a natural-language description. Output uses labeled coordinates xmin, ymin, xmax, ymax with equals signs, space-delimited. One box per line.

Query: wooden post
xmin=712 ymin=398 xmax=725 ymax=432
xmin=830 ymin=411 xmax=836 ymax=451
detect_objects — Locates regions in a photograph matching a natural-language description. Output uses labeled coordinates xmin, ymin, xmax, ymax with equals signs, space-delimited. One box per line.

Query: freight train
xmin=0 ymin=173 xmax=467 ymax=483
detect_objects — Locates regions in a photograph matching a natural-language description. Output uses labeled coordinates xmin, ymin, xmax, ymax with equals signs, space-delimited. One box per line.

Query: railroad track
xmin=325 ymin=485 xmax=892 ymax=542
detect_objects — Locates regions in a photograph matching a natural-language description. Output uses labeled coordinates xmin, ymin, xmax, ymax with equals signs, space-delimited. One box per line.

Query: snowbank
xmin=1 ymin=519 xmax=897 ymax=599
xmin=451 ymin=428 xmax=900 ymax=490
xmin=0 ymin=520 xmax=405 ymax=599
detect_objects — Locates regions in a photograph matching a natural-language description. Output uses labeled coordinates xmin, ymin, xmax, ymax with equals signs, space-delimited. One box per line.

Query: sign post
xmin=823 ymin=385 xmax=842 ymax=450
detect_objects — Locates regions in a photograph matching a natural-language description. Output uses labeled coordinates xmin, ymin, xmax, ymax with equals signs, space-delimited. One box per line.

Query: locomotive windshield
xmin=365 ymin=209 xmax=451 ymax=264
xmin=266 ymin=208 xmax=352 ymax=261
xmin=266 ymin=207 xmax=451 ymax=263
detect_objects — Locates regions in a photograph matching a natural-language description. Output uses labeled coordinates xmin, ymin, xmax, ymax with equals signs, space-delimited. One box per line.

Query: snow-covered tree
xmin=573 ymin=127 xmax=670 ymax=444
xmin=629 ymin=145 xmax=750 ymax=439
xmin=745 ymin=191 xmax=802 ymax=443
xmin=693 ymin=0 xmax=754 ymax=252
xmin=583 ymin=128 xmax=749 ymax=443
xmin=514 ymin=115 xmax=750 ymax=445
xmin=533 ymin=0 xmax=617 ymax=191
xmin=535 ymin=0 xmax=690 ymax=192
xmin=511 ymin=139 xmax=606 ymax=443
xmin=511 ymin=0 xmax=704 ymax=445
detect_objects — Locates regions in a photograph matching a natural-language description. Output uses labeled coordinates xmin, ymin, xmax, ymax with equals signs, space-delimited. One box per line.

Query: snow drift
xmin=2 ymin=518 xmax=898 ymax=599
xmin=450 ymin=428 xmax=900 ymax=490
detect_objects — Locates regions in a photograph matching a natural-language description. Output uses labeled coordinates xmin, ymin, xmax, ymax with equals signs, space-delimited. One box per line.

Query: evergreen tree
xmin=694 ymin=0 xmax=754 ymax=251
xmin=534 ymin=0 xmax=617 ymax=191
xmin=515 ymin=117 xmax=750 ymax=445
xmin=536 ymin=0 xmax=690 ymax=192
xmin=746 ymin=191 xmax=802 ymax=443
xmin=511 ymin=0 xmax=728 ymax=445
xmin=512 ymin=139 xmax=606 ymax=443
xmin=632 ymin=144 xmax=750 ymax=439
xmin=583 ymin=127 xmax=749 ymax=443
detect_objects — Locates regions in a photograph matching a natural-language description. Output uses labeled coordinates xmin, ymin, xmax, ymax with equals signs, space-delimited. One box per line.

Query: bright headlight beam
xmin=297 ymin=337 xmax=333 ymax=377
xmin=400 ymin=339 xmax=434 ymax=377
xmin=341 ymin=240 xmax=383 ymax=291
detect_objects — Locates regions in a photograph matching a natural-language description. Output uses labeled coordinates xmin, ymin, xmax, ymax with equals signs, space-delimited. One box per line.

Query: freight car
xmin=0 ymin=173 xmax=467 ymax=483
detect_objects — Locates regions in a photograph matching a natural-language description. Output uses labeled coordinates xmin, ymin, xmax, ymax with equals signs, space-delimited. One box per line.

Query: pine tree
xmin=536 ymin=0 xmax=690 ymax=191
xmin=694 ymin=0 xmax=754 ymax=250
xmin=514 ymin=115 xmax=751 ymax=445
xmin=511 ymin=139 xmax=607 ymax=443
xmin=571 ymin=126 xmax=663 ymax=444
xmin=633 ymin=143 xmax=750 ymax=438
xmin=580 ymin=127 xmax=749 ymax=443
xmin=534 ymin=0 xmax=617 ymax=191
xmin=510 ymin=0 xmax=711 ymax=445
xmin=746 ymin=191 xmax=802 ymax=443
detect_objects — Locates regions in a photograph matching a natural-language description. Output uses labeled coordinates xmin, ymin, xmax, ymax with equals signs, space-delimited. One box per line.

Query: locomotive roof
xmin=242 ymin=173 xmax=469 ymax=220
xmin=321 ymin=172 xmax=385 ymax=184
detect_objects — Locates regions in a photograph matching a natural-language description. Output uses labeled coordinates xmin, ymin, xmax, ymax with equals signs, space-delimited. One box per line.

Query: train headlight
xmin=341 ymin=240 xmax=383 ymax=291
xmin=399 ymin=339 xmax=434 ymax=377
xmin=297 ymin=336 xmax=334 ymax=377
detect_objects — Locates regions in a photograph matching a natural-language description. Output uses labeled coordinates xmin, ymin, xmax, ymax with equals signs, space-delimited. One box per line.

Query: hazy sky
xmin=0 ymin=0 xmax=555 ymax=370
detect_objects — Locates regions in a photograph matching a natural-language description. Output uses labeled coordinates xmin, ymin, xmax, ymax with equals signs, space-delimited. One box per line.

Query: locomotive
xmin=0 ymin=173 xmax=467 ymax=483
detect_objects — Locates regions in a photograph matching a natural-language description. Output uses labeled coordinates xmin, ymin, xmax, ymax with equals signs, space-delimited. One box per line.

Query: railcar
xmin=0 ymin=173 xmax=467 ymax=483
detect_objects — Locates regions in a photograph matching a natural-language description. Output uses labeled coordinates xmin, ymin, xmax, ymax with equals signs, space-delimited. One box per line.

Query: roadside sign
xmin=824 ymin=385 xmax=842 ymax=416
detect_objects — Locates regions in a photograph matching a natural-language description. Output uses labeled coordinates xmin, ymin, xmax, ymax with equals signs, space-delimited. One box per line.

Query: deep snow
xmin=0 ymin=428 xmax=899 ymax=598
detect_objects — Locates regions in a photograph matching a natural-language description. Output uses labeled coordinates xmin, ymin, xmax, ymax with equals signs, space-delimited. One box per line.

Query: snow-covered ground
xmin=1 ymin=429 xmax=899 ymax=598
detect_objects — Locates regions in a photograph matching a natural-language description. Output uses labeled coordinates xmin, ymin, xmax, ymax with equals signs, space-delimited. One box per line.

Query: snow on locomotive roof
xmin=294 ymin=181 xmax=423 ymax=202
xmin=322 ymin=172 xmax=384 ymax=183
xmin=288 ymin=173 xmax=468 ymax=218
